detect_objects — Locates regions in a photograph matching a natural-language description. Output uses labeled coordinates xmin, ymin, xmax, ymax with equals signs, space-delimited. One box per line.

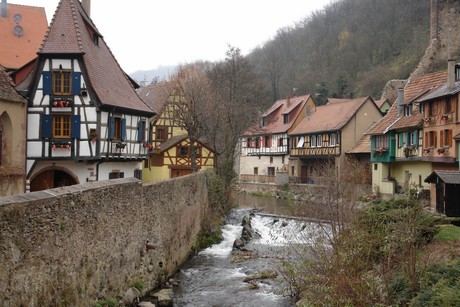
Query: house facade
xmin=139 ymin=81 xmax=215 ymax=183
xmin=0 ymin=66 xmax=26 ymax=195
xmin=18 ymin=0 xmax=154 ymax=191
xmin=368 ymin=67 xmax=456 ymax=201
xmin=239 ymin=94 xmax=316 ymax=184
xmin=289 ymin=97 xmax=382 ymax=184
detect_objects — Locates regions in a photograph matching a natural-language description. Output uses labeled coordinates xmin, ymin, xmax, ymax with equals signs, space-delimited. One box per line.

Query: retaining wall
xmin=0 ymin=172 xmax=209 ymax=306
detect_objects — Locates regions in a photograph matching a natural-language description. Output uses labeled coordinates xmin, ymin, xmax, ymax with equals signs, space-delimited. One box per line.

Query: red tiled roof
xmin=246 ymin=94 xmax=311 ymax=135
xmin=403 ymin=70 xmax=447 ymax=104
xmin=367 ymin=70 xmax=448 ymax=135
xmin=375 ymin=98 xmax=390 ymax=108
xmin=290 ymin=97 xmax=370 ymax=135
xmin=0 ymin=4 xmax=47 ymax=70
xmin=0 ymin=66 xmax=26 ymax=103
xmin=39 ymin=0 xmax=153 ymax=114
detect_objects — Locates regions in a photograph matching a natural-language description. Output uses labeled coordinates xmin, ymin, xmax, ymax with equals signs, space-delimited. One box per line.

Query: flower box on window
xmin=441 ymin=114 xmax=449 ymax=122
xmin=424 ymin=117 xmax=432 ymax=123
xmin=423 ymin=148 xmax=431 ymax=155
xmin=115 ymin=141 xmax=127 ymax=150
xmin=403 ymin=146 xmax=416 ymax=158
xmin=437 ymin=148 xmax=446 ymax=154
xmin=372 ymin=147 xmax=388 ymax=156
xmin=143 ymin=142 xmax=153 ymax=150
xmin=51 ymin=96 xmax=73 ymax=108
xmin=51 ymin=140 xmax=71 ymax=150
xmin=89 ymin=129 xmax=97 ymax=142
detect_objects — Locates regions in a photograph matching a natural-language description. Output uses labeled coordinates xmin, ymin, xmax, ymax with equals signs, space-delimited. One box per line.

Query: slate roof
xmin=0 ymin=3 xmax=47 ymax=70
xmin=38 ymin=0 xmax=153 ymax=114
xmin=245 ymin=94 xmax=311 ymax=135
xmin=366 ymin=70 xmax=448 ymax=135
xmin=290 ymin=96 xmax=370 ymax=135
xmin=425 ymin=170 xmax=460 ymax=184
xmin=0 ymin=66 xmax=26 ymax=103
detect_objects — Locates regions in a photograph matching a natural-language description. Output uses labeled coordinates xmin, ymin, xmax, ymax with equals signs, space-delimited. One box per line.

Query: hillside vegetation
xmin=248 ymin=0 xmax=430 ymax=104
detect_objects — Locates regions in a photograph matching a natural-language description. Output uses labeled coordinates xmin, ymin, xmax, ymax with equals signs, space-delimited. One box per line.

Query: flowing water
xmin=172 ymin=195 xmax=328 ymax=307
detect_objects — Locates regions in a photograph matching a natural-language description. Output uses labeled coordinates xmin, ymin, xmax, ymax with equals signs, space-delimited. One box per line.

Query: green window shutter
xmin=71 ymin=115 xmax=81 ymax=138
xmin=42 ymin=72 xmax=52 ymax=95
xmin=41 ymin=114 xmax=52 ymax=138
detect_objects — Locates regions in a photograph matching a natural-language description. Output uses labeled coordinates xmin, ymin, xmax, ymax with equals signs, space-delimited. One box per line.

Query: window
xmin=419 ymin=102 xmax=425 ymax=114
xmin=246 ymin=138 xmax=251 ymax=148
xmin=375 ymin=135 xmax=389 ymax=148
xmin=311 ymin=135 xmax=317 ymax=147
xmin=262 ymin=117 xmax=268 ymax=127
xmin=291 ymin=166 xmax=294 ymax=176
xmin=109 ymin=171 xmax=124 ymax=179
xmin=409 ymin=130 xmax=418 ymax=146
xmin=329 ymin=133 xmax=336 ymax=146
xmin=134 ymin=169 xmax=142 ymax=180
xmin=270 ymin=156 xmax=273 ymax=164
xmin=283 ymin=114 xmax=289 ymax=124
xmin=109 ymin=116 xmax=126 ymax=141
xmin=282 ymin=156 xmax=285 ymax=164
xmin=445 ymin=98 xmax=452 ymax=114
xmin=268 ymin=167 xmax=275 ymax=176
xmin=316 ymin=135 xmax=323 ymax=147
xmin=254 ymin=167 xmax=258 ymax=175
xmin=255 ymin=137 xmax=260 ymax=148
xmin=398 ymin=132 xmax=405 ymax=148
xmin=52 ymin=70 xmax=72 ymax=95
xmin=156 ymin=127 xmax=167 ymax=141
xmin=264 ymin=135 xmax=270 ymax=147
xmin=278 ymin=137 xmax=283 ymax=147
xmin=374 ymin=163 xmax=378 ymax=171
xmin=53 ymin=114 xmax=71 ymax=138
xmin=178 ymin=146 xmax=188 ymax=157
xmin=404 ymin=104 xmax=412 ymax=116
xmin=425 ymin=131 xmax=436 ymax=148
xmin=440 ymin=129 xmax=452 ymax=147
xmin=297 ymin=137 xmax=304 ymax=148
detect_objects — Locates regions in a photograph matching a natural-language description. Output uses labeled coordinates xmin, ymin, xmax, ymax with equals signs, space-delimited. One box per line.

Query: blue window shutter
xmin=72 ymin=72 xmax=81 ymax=95
xmin=71 ymin=115 xmax=81 ymax=138
xmin=121 ymin=118 xmax=126 ymax=141
xmin=42 ymin=72 xmax=52 ymax=95
xmin=109 ymin=117 xmax=115 ymax=139
xmin=109 ymin=172 xmax=114 ymax=179
xmin=137 ymin=121 xmax=143 ymax=142
xmin=41 ymin=114 xmax=52 ymax=138
xmin=414 ymin=130 xmax=419 ymax=146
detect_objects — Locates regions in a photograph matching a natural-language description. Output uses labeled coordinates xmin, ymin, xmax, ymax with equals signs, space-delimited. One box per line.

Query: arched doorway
xmin=30 ymin=169 xmax=78 ymax=192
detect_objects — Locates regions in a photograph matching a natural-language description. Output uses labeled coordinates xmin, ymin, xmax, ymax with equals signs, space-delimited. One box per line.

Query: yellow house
xmin=139 ymin=80 xmax=215 ymax=183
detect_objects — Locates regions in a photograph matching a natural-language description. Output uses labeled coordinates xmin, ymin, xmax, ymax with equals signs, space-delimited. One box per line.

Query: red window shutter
xmin=440 ymin=131 xmax=444 ymax=147
xmin=448 ymin=130 xmax=453 ymax=147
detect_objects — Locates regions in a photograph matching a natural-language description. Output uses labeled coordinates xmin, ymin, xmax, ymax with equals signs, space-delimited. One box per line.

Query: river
xmin=171 ymin=194 xmax=326 ymax=307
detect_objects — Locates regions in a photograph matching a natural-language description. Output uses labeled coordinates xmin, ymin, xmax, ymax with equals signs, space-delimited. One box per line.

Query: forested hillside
xmin=248 ymin=0 xmax=431 ymax=105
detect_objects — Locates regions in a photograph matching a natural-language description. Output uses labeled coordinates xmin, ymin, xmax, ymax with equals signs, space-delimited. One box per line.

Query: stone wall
xmin=0 ymin=173 xmax=209 ymax=306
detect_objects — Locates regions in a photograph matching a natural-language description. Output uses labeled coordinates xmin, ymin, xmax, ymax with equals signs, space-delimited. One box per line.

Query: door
xmin=30 ymin=169 xmax=78 ymax=192
xmin=435 ymin=183 xmax=445 ymax=214
xmin=301 ymin=165 xmax=308 ymax=184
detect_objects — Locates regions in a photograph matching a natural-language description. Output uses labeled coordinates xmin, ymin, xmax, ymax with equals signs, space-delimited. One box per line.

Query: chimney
xmin=1 ymin=0 xmax=7 ymax=19
xmin=448 ymin=58 xmax=455 ymax=90
xmin=397 ymin=88 xmax=404 ymax=115
xmin=82 ymin=0 xmax=91 ymax=17
xmin=286 ymin=96 xmax=290 ymax=106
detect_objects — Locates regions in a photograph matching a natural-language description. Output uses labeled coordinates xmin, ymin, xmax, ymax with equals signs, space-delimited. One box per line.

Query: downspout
xmin=1 ymin=0 xmax=7 ymax=19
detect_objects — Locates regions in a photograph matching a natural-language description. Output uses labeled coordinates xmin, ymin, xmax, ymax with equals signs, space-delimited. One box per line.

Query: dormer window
xmin=283 ymin=114 xmax=289 ymax=124
xmin=404 ymin=104 xmax=412 ymax=116
xmin=262 ymin=117 xmax=268 ymax=127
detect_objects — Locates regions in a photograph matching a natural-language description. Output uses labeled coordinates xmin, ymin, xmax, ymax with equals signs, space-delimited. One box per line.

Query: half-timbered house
xmin=239 ymin=94 xmax=316 ymax=184
xmin=138 ymin=80 xmax=215 ymax=183
xmin=17 ymin=0 xmax=154 ymax=191
xmin=289 ymin=97 xmax=382 ymax=184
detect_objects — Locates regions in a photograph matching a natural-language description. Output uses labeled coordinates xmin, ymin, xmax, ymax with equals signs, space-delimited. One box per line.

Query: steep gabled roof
xmin=0 ymin=3 xmax=47 ymax=70
xmin=38 ymin=0 xmax=153 ymax=114
xmin=0 ymin=66 xmax=26 ymax=103
xmin=367 ymin=70 xmax=448 ymax=135
xmin=138 ymin=81 xmax=177 ymax=115
xmin=290 ymin=96 xmax=370 ymax=135
xmin=246 ymin=94 xmax=312 ymax=135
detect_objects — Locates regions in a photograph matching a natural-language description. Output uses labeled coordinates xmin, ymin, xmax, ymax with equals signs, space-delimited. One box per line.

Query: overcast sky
xmin=11 ymin=0 xmax=332 ymax=73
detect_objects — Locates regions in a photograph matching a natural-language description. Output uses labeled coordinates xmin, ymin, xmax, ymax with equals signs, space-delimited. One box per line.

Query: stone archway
xmin=30 ymin=166 xmax=79 ymax=192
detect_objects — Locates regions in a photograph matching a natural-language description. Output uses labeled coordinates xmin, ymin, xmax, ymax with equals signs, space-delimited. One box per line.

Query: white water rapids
xmin=172 ymin=209 xmax=330 ymax=307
